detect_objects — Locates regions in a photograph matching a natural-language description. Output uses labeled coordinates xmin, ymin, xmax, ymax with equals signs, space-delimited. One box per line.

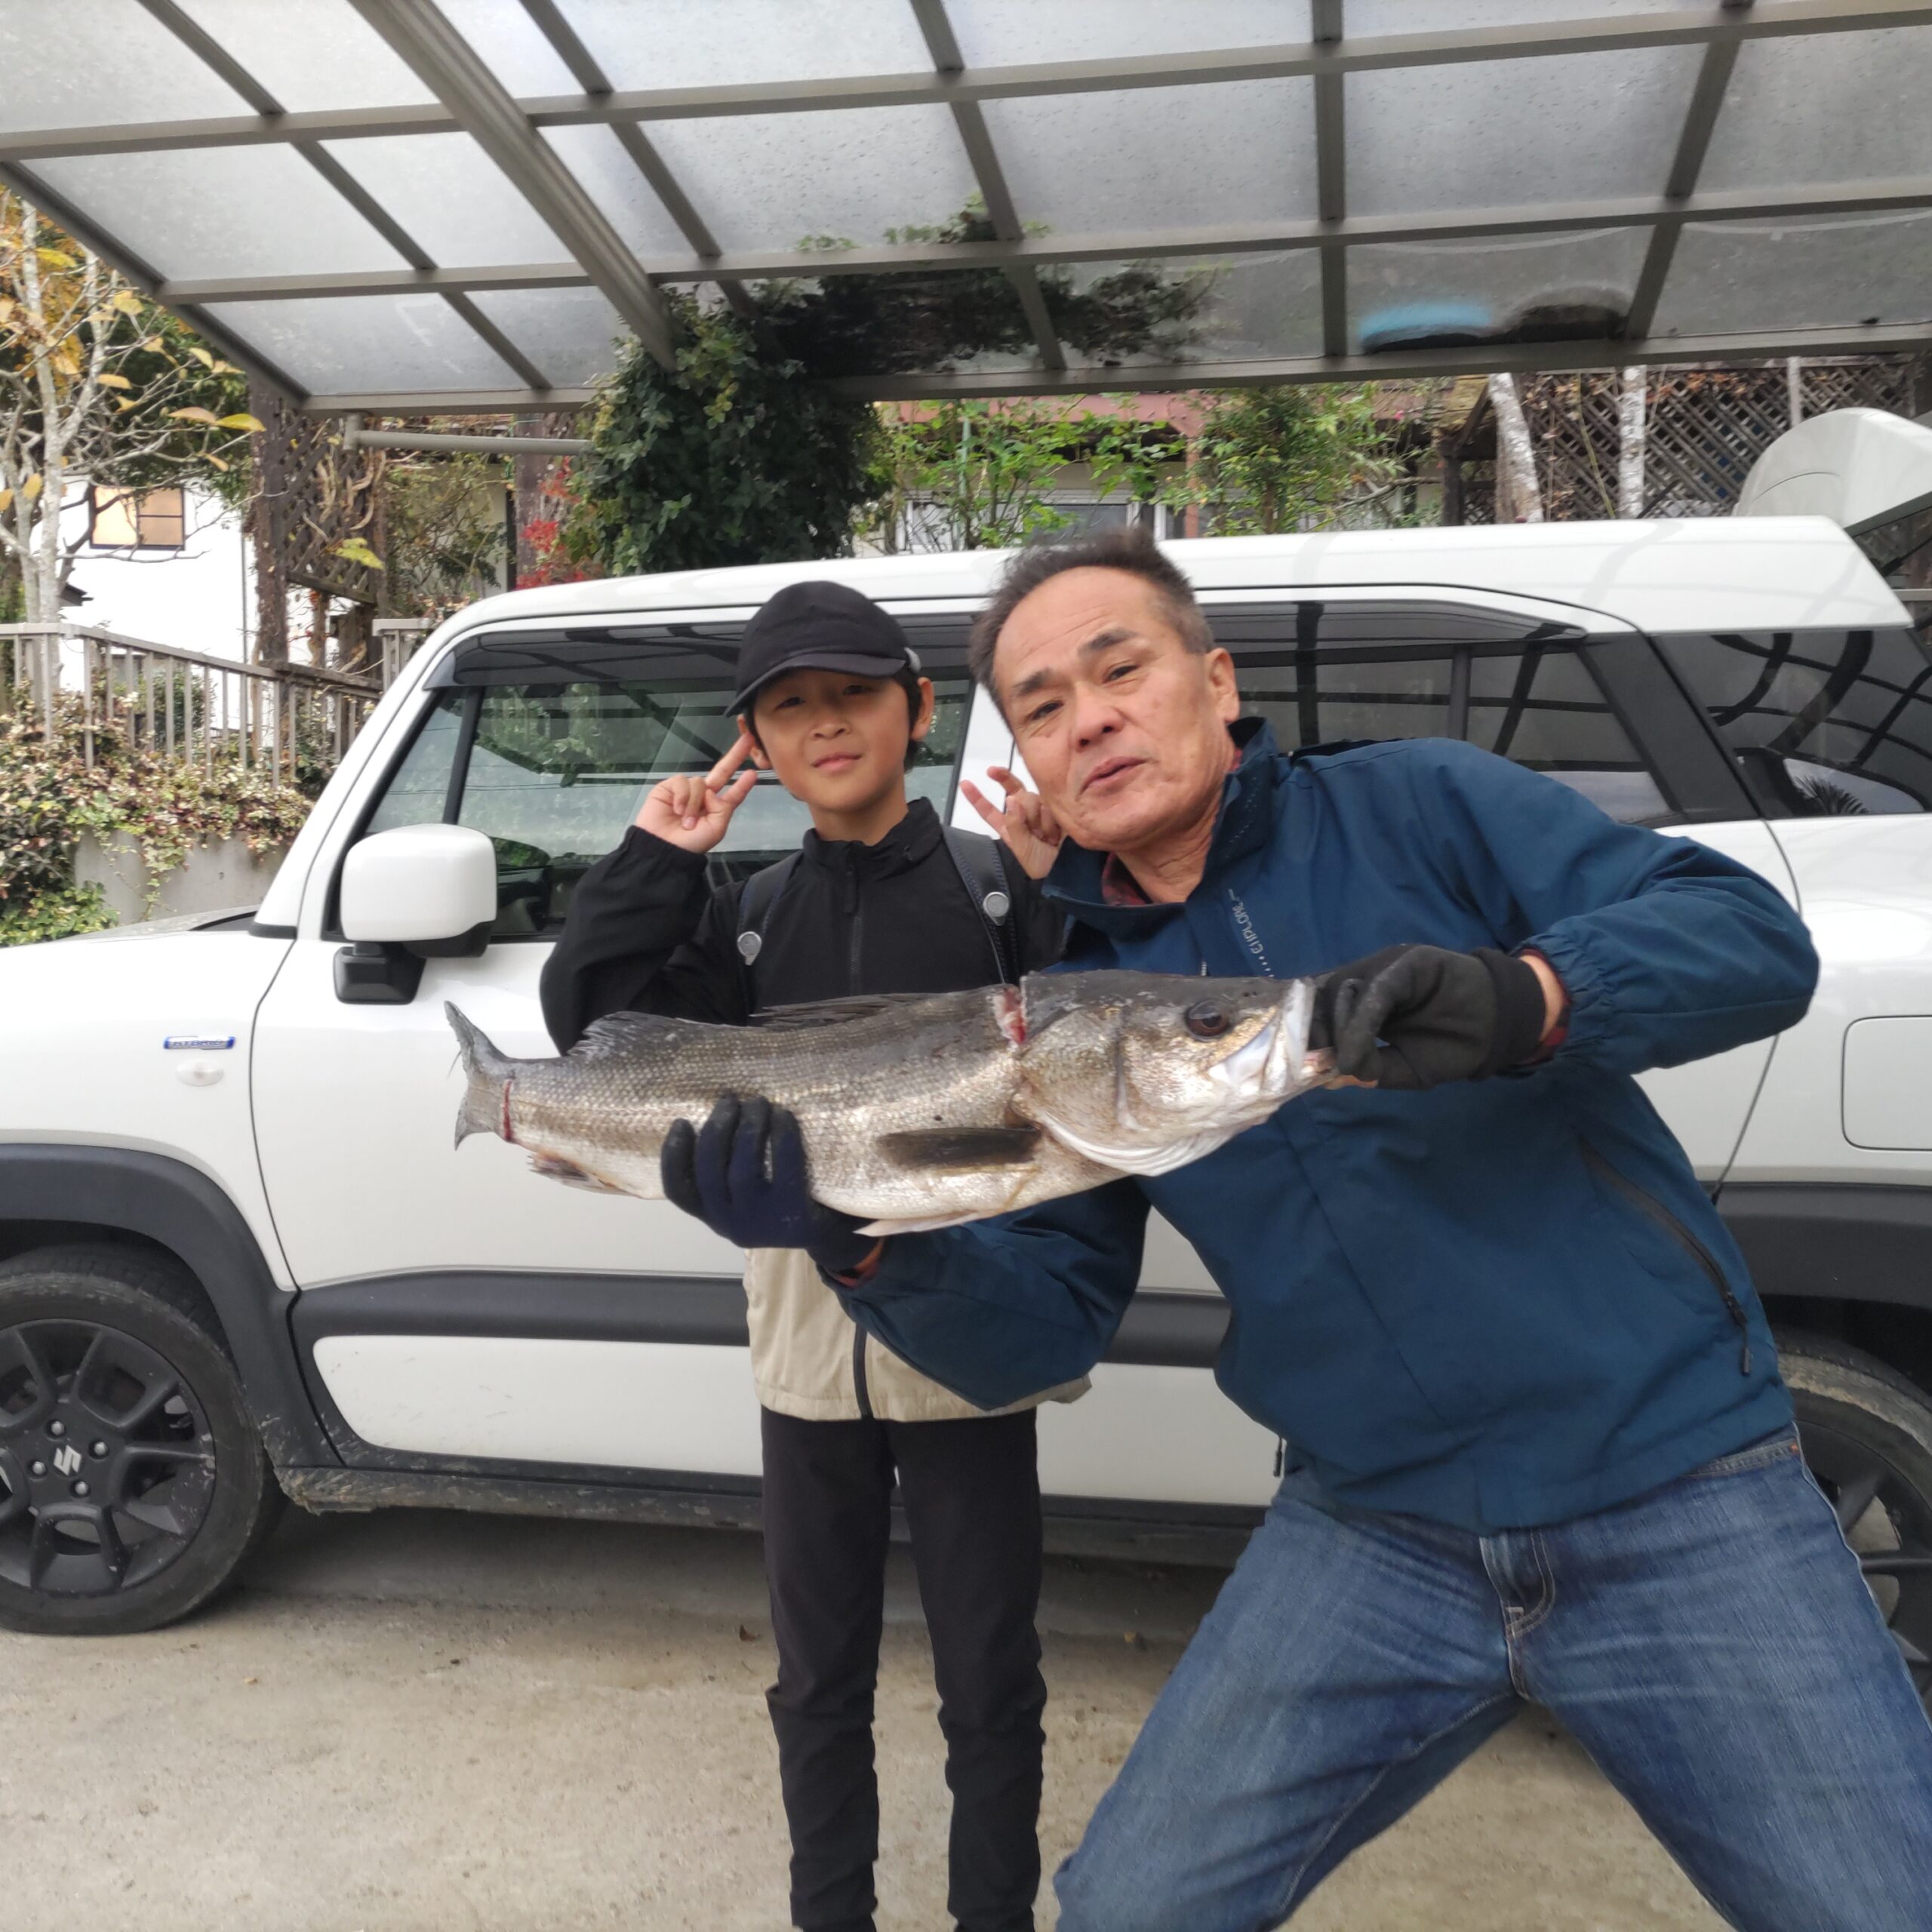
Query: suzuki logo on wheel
xmin=51 ymin=1445 xmax=82 ymax=1476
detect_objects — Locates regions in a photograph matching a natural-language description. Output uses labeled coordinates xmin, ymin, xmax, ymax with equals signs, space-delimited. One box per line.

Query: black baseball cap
xmin=730 ymin=580 xmax=920 ymax=712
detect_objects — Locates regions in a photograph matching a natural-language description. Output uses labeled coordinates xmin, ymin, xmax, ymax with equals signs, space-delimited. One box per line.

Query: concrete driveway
xmin=2 ymin=1506 xmax=1721 ymax=1931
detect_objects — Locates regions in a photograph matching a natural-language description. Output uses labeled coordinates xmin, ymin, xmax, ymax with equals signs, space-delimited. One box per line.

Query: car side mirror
xmin=336 ymin=826 xmax=499 ymax=1002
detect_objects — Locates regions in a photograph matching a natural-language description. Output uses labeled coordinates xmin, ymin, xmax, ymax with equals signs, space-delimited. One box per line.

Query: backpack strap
xmin=940 ymin=826 xmax=1021 ymax=987
xmin=734 ymin=851 xmax=800 ymax=1014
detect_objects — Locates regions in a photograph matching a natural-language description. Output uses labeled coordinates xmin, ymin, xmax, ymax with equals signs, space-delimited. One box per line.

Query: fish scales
xmin=448 ymin=972 xmax=1324 ymax=1235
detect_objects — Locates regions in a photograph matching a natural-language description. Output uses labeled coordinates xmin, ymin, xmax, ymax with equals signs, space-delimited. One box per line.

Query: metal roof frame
xmin=2 ymin=0 xmax=1929 ymax=415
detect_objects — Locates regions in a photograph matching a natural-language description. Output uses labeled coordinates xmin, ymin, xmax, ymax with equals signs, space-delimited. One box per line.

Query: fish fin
xmin=448 ymin=1003 xmax=513 ymax=1148
xmin=857 ymin=1211 xmax=992 ymax=1236
xmin=876 ymin=1125 xmax=1042 ymax=1170
xmin=528 ymin=1151 xmax=625 ymax=1194
xmin=571 ymin=1011 xmax=681 ymax=1060
xmin=753 ymin=991 xmax=962 ymax=1032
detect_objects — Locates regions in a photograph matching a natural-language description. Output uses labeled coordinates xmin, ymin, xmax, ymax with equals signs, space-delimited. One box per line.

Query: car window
xmin=1236 ymin=656 xmax=1456 ymax=746
xmin=357 ymin=625 xmax=971 ymax=937
xmin=1854 ymin=504 xmax=1932 ymax=595
xmin=1465 ymin=643 xmax=1668 ymax=822
xmin=1656 ymin=627 xmax=1932 ymax=814
xmin=1207 ymin=602 xmax=1666 ymax=823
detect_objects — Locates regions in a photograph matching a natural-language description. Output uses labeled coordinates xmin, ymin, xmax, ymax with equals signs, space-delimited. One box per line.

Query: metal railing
xmin=0 ymin=623 xmax=383 ymax=781
xmin=374 ymin=617 xmax=433 ymax=690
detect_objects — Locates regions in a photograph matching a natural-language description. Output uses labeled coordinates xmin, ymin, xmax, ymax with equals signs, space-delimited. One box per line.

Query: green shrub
xmin=0 ymin=694 xmax=314 ymax=945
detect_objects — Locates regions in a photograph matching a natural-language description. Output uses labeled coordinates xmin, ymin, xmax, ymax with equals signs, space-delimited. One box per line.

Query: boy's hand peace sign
xmin=636 ymin=730 xmax=760 ymax=854
xmin=960 ymin=764 xmax=1063 ymax=880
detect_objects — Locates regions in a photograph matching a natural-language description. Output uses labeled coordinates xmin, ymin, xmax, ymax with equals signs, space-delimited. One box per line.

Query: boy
xmin=540 ymin=580 xmax=1069 ymax=1932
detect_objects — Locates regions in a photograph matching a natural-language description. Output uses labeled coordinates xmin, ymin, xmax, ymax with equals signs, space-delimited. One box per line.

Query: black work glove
xmin=1311 ymin=944 xmax=1549 ymax=1091
xmin=661 ymin=1094 xmax=878 ymax=1274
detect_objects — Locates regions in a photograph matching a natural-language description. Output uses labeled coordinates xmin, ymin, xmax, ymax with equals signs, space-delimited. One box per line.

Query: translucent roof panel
xmin=551 ymin=0 xmax=934 ymax=90
xmin=1160 ymin=253 xmax=1324 ymax=368
xmin=1349 ymin=0 xmax=1686 ymax=27
xmin=432 ymin=0 xmax=586 ymax=96
xmin=1654 ymin=214 xmax=1932 ymax=340
xmin=646 ymin=105 xmax=980 ymax=254
xmin=171 ymin=0 xmax=438 ymax=112
xmin=1346 ymin=45 xmax=1698 ymax=216
xmin=4 ymin=1 xmax=1930 ymax=408
xmin=30 ymin=146 xmax=406 ymax=281
xmin=1698 ymin=28 xmax=1932 ymax=192
xmin=469 ymin=287 xmax=627 ymax=388
xmin=1056 ymin=252 xmax=1324 ymax=371
xmin=983 ymin=81 xmax=1319 ymax=236
xmin=321 ymin=134 xmax=569 ymax=266
xmin=201 ymin=295 xmax=521 ymax=396
xmin=542 ymin=126 xmax=696 ymax=260
xmin=0 ymin=0 xmax=248 ymax=132
xmin=949 ymin=1 xmax=1312 ymax=67
xmin=1347 ymin=228 xmax=1649 ymax=355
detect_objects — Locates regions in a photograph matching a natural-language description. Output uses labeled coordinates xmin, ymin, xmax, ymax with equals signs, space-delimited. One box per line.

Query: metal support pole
xmin=1787 ymin=355 xmax=1805 ymax=426
xmin=343 ymin=425 xmax=592 ymax=456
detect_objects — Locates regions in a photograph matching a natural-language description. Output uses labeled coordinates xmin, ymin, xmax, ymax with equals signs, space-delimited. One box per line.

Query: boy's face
xmin=744 ymin=667 xmax=934 ymax=814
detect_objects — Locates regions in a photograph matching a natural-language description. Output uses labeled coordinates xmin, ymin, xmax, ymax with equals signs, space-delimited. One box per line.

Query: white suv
xmin=1 ymin=518 xmax=1927 ymax=1706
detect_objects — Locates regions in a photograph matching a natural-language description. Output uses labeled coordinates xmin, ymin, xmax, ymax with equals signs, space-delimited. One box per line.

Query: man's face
xmin=993 ymin=568 xmax=1238 ymax=854
xmin=746 ymin=666 xmax=931 ymax=814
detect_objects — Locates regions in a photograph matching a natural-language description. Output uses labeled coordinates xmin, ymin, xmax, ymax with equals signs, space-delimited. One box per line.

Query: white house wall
xmin=59 ymin=481 xmax=251 ymax=663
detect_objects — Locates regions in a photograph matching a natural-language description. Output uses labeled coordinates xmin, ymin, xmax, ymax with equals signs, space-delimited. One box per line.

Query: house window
xmin=88 ymin=485 xmax=186 ymax=550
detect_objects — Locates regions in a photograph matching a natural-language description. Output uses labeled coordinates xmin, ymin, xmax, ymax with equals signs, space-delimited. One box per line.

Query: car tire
xmin=1777 ymin=1328 xmax=1932 ymax=1710
xmin=0 ymin=1244 xmax=282 ymax=1636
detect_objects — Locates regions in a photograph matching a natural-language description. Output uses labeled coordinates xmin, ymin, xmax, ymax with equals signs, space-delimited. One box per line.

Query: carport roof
xmin=4 ymin=0 xmax=1931 ymax=414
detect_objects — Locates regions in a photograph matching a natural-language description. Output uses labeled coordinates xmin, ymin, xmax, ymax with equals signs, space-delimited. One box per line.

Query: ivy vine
xmin=568 ymin=202 xmax=1211 ymax=577
xmin=0 ymin=693 xmax=314 ymax=946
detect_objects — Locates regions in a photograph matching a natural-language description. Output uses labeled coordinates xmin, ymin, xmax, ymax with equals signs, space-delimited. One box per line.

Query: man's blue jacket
xmin=840 ymin=721 xmax=1820 ymax=1531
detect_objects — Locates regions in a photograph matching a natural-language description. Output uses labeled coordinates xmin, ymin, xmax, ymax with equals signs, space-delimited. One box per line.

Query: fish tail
xmin=447 ymin=1002 xmax=515 ymax=1148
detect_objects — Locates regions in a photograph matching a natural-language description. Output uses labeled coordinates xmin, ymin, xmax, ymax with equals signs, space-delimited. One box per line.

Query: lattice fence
xmin=1453 ymin=357 xmax=1924 ymax=525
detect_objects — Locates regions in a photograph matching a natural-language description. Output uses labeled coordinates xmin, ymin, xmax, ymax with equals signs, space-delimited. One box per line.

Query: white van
xmin=0 ymin=517 xmax=1927 ymax=1703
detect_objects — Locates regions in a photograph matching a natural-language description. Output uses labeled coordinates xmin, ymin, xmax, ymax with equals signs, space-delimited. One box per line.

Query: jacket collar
xmin=1044 ymin=718 xmax=1279 ymax=932
xmin=799 ymin=793 xmax=943 ymax=880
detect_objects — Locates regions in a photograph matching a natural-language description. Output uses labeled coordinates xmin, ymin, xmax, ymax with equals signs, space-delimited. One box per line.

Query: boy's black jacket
xmin=540 ymin=797 xmax=1064 ymax=1051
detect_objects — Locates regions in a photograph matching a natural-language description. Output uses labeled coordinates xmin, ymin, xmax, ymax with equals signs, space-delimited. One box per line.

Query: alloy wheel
xmin=0 ymin=1319 xmax=216 ymax=1597
xmin=1799 ymin=1419 xmax=1932 ymax=1712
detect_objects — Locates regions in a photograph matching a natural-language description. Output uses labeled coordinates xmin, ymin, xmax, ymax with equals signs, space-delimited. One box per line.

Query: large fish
xmin=448 ymin=971 xmax=1324 ymax=1236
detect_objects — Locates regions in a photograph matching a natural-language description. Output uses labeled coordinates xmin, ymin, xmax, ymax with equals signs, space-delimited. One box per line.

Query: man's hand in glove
xmin=1312 ymin=945 xmax=1563 ymax=1091
xmin=661 ymin=1094 xmax=881 ymax=1275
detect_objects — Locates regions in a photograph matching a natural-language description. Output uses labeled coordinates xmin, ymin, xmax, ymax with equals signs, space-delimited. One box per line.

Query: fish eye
xmin=1184 ymin=1001 xmax=1231 ymax=1039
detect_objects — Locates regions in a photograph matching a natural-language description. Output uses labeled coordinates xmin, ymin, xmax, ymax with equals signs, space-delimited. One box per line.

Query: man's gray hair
xmin=967 ymin=524 xmax=1214 ymax=691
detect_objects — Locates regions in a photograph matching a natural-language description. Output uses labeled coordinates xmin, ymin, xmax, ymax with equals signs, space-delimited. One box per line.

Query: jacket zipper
xmin=851 ymin=1323 xmax=874 ymax=1420
xmin=1580 ymin=1143 xmax=1752 ymax=1374
xmin=846 ymin=869 xmax=865 ymax=995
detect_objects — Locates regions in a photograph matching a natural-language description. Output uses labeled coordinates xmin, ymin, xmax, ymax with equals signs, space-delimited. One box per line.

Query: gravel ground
xmin=2 ymin=1506 xmax=1721 ymax=1931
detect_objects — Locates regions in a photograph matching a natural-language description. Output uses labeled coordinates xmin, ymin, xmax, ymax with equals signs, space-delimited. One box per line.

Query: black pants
xmin=759 ymin=1404 xmax=1048 ymax=1932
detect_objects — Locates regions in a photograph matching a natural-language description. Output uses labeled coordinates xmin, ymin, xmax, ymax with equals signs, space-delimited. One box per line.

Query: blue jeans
xmin=1056 ymin=1431 xmax=1932 ymax=1931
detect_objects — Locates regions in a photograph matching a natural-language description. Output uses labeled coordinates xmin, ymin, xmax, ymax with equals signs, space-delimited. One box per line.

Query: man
xmin=541 ymin=581 xmax=1068 ymax=1932
xmin=660 ymin=530 xmax=1932 ymax=1930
